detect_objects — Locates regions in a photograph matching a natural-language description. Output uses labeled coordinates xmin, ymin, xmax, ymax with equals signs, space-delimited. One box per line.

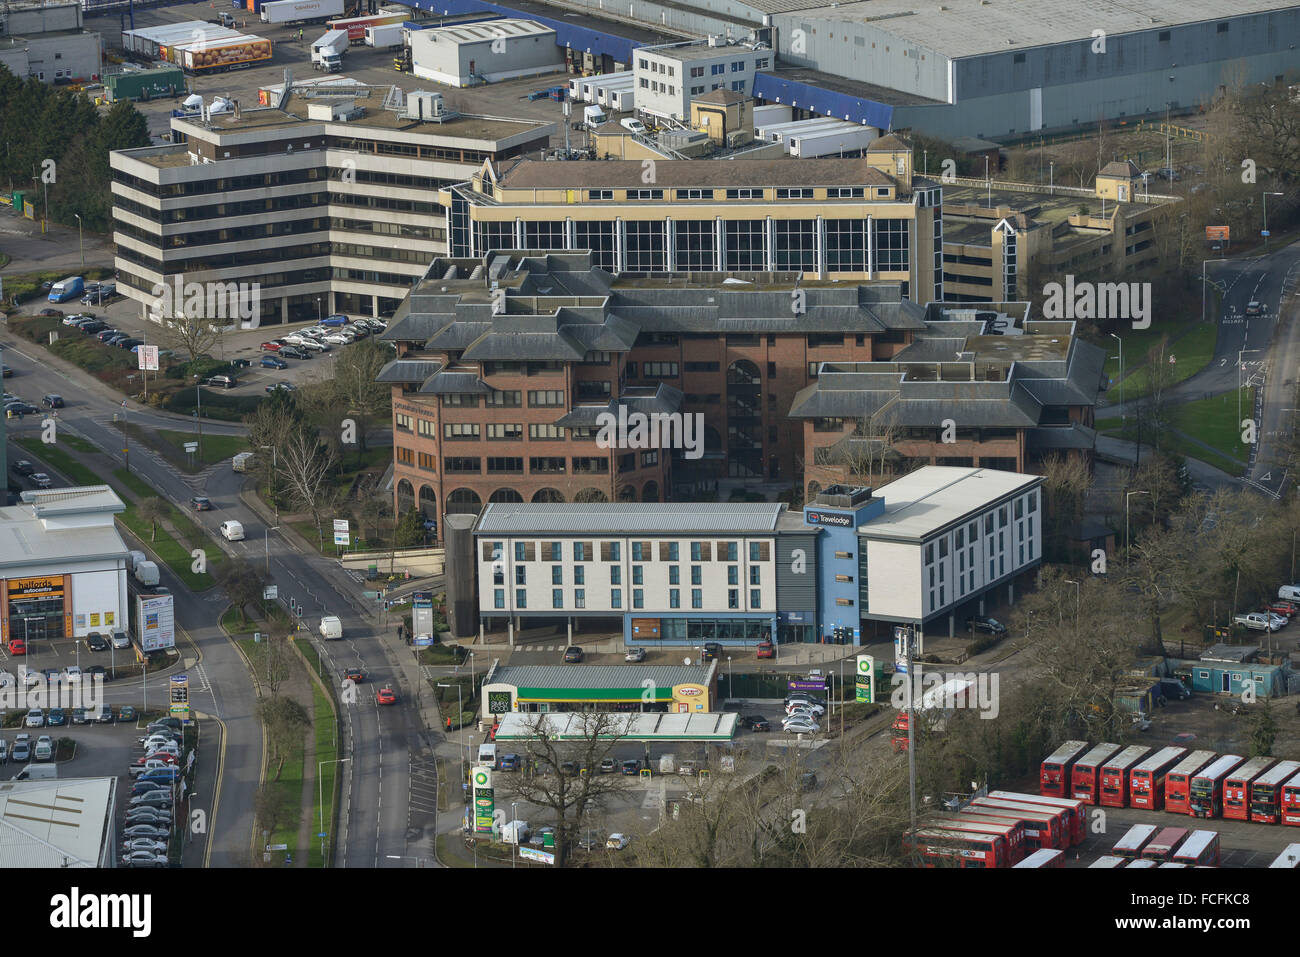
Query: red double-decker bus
xmin=952 ymin=812 xmax=1027 ymax=863
xmin=1139 ymin=826 xmax=1189 ymax=861
xmin=969 ymin=796 xmax=1069 ymax=851
xmin=1223 ymin=756 xmax=1275 ymax=821
xmin=1040 ymin=740 xmax=1090 ymax=797
xmin=988 ymin=790 xmax=1086 ymax=846
xmin=1279 ymin=770 xmax=1300 ymax=826
xmin=1129 ymin=746 xmax=1187 ymax=810
xmin=1164 ymin=750 xmax=1217 ymax=815
xmin=1171 ymin=829 xmax=1220 ymax=866
xmin=1099 ymin=744 xmax=1151 ymax=808
xmin=1112 ymin=823 xmax=1159 ymax=859
xmin=1189 ymin=754 xmax=1244 ymax=818
xmin=1249 ymin=760 xmax=1300 ymax=824
xmin=906 ymin=826 xmax=1006 ymax=868
xmin=1014 ymin=848 xmax=1064 ymax=868
xmin=1071 ymin=742 xmax=1121 ymax=804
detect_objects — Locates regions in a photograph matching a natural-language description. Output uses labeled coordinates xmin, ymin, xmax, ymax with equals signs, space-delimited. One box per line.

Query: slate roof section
xmin=418 ymin=371 xmax=493 ymax=395
xmin=496 ymin=156 xmax=895 ymax=190
xmin=376 ymin=359 xmax=442 ymax=383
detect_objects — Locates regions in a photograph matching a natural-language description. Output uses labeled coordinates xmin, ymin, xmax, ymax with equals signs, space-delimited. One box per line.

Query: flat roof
xmin=0 ymin=777 xmax=114 ymax=867
xmin=476 ymin=502 xmax=784 ymax=535
xmin=491 ymin=664 xmax=711 ymax=691
xmin=759 ymin=64 xmax=942 ymax=108
xmin=495 ymin=156 xmax=893 ymax=189
xmin=786 ymin=0 xmax=1299 ymax=61
xmin=0 ymin=487 xmax=128 ymax=570
xmin=494 ymin=710 xmax=737 ymax=741
xmin=859 ymin=466 xmax=1042 ymax=541
xmin=416 ymin=17 xmax=554 ymax=42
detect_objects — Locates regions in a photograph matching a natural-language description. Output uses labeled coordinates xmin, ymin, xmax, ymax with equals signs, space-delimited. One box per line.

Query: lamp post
xmin=264 ymin=525 xmax=280 ymax=576
xmin=1201 ymin=258 xmax=1228 ymax=323
xmin=438 ymin=682 xmax=465 ymax=786
xmin=318 ymin=757 xmax=351 ymax=865
xmin=511 ymin=801 xmax=518 ymax=868
xmin=1049 ymin=161 xmax=1054 ymax=195
xmin=259 ymin=445 xmax=279 ymax=520
xmin=1125 ymin=490 xmax=1150 ymax=565
xmin=1063 ymin=579 xmax=1081 ymax=622
xmin=316 ymin=297 xmax=322 ymax=323
xmin=73 ymin=213 xmax=83 ymax=268
xmin=984 ymin=155 xmax=991 ymax=208
xmin=1110 ymin=333 xmax=1124 ymax=426
xmin=726 ymin=655 xmax=732 ymax=702
xmin=1263 ymin=191 xmax=1283 ymax=250
xmin=193 ymin=376 xmax=203 ymax=458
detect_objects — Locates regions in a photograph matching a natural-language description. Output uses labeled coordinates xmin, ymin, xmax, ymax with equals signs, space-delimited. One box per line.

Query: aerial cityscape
xmin=0 ymin=0 xmax=1298 ymax=908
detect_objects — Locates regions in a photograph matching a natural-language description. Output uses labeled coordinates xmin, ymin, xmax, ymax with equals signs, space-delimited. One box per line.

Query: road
xmin=0 ymin=328 xmax=433 ymax=868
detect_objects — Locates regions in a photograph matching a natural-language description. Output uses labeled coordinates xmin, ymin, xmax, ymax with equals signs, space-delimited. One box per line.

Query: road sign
xmin=137 ymin=344 xmax=160 ymax=372
xmin=333 ymin=519 xmax=349 ymax=533
xmin=334 ymin=531 xmax=350 ymax=546
xmin=1206 ymin=225 xmax=1230 ymax=242
xmin=263 ymin=585 xmax=278 ymax=600
xmin=184 ymin=442 xmax=198 ymax=453
xmin=1261 ymin=230 xmax=1271 ymax=237
xmin=266 ymin=843 xmax=288 ymax=851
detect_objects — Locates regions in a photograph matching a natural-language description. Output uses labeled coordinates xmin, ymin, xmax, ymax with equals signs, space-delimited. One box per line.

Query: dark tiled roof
xmin=377 ymin=359 xmax=442 ymax=383
xmin=418 ymin=372 xmax=492 ymax=395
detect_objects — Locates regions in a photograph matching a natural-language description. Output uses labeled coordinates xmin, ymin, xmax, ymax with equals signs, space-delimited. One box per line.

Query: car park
xmin=62 ymin=666 xmax=82 ymax=682
xmin=11 ymin=735 xmax=30 ymax=762
xmin=147 ymin=718 xmax=182 ymax=733
xmin=624 ymin=647 xmax=646 ymax=662
xmin=0 ymin=671 xmax=12 ymax=688
xmin=24 ymin=709 xmax=44 ymax=728
xmin=47 ymin=708 xmax=66 ymax=727
xmin=131 ymin=781 xmax=171 ymax=796
xmin=95 ymin=329 xmax=120 ymax=342
xmin=86 ymin=664 xmax=108 ymax=680
xmin=563 ymin=646 xmax=584 ymax=663
xmin=120 ymin=339 xmax=147 ymax=351
xmin=260 ymin=355 xmax=287 ymax=370
xmin=86 ymin=633 xmax=108 ymax=651
xmin=281 ymin=334 xmax=311 ymax=347
xmin=1268 ymin=612 xmax=1288 ymax=630
xmin=749 ymin=718 xmax=771 ymax=732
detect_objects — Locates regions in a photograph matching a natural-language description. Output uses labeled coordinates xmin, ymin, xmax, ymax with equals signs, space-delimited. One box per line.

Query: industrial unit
xmin=0 ymin=1 xmax=102 ymax=84
xmin=409 ymin=17 xmax=565 ymax=86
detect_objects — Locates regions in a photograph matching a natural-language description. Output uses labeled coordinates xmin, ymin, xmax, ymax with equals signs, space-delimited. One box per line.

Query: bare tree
xmin=136 ymin=498 xmax=167 ymax=542
xmin=328 ymin=339 xmax=392 ymax=453
xmin=1038 ymin=451 xmax=1092 ymax=563
xmin=260 ymin=694 xmax=310 ymax=779
xmin=161 ymin=315 xmax=225 ymax=365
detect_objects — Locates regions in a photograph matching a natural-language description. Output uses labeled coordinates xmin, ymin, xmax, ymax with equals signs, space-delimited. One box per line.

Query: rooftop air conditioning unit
xmin=406 ymin=90 xmax=445 ymax=120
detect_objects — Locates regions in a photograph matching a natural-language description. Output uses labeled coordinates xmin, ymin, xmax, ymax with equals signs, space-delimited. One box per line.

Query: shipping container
xmin=788 ymin=124 xmax=878 ymax=158
xmin=1249 ymin=760 xmax=1300 ymax=824
xmin=1129 ymin=746 xmax=1187 ymax=810
xmin=1098 ymin=744 xmax=1151 ymax=808
xmin=179 ymin=36 xmax=273 ymax=74
xmin=1071 ymin=742 xmax=1122 ymax=804
xmin=752 ymin=103 xmax=792 ymax=130
xmin=1165 ymin=750 xmax=1217 ymax=815
xmin=365 ymin=22 xmax=405 ymax=48
xmin=105 ymin=65 xmax=185 ymax=102
xmin=326 ymin=9 xmax=405 ymax=43
xmin=1222 ymin=756 xmax=1275 ymax=821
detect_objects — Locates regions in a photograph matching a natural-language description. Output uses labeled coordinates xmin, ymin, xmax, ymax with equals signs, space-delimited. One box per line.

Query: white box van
xmin=1279 ymin=584 xmax=1300 ymax=601
xmin=232 ymin=452 xmax=254 ymax=473
xmin=477 ymin=743 xmax=497 ymax=768
xmin=319 ymin=616 xmax=342 ymax=640
xmin=219 ymin=520 xmax=245 ymax=541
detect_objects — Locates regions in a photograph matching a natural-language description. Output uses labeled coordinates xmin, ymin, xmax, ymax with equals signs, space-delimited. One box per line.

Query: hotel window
xmin=444 ymin=423 xmax=480 ymax=440
xmin=749 ymin=541 xmax=770 ymax=561
xmin=552 ymin=589 xmax=563 ymax=608
xmin=551 ymin=566 xmax=563 ymax=585
xmin=674 ymin=219 xmax=716 ymax=271
xmin=395 ymin=413 xmax=412 ymax=431
xmin=692 ymin=589 xmax=703 ymax=608
xmin=670 ymin=589 xmax=680 ymax=609
xmin=494 ymin=589 xmax=504 ymax=609
xmin=825 ymin=218 xmax=869 ymax=271
xmin=633 ymin=589 xmax=644 ymax=609
xmin=633 ymin=566 xmax=644 ymax=585
xmin=690 ymin=66 xmax=704 ymax=77
xmin=611 ymin=566 xmax=621 ymax=585
xmin=625 ymin=219 xmax=667 ymax=270
xmin=669 ymin=566 xmax=679 ymax=585
xmin=574 ymin=541 xmax=587 ymax=561
xmin=775 ymin=188 xmax=814 ymax=199
xmin=529 ymin=390 xmax=565 ymax=407
xmin=545 ymin=542 xmax=561 ymax=561
xmin=574 ymin=589 xmax=585 ymax=608
xmin=486 ymin=390 xmax=522 ymax=408
xmin=514 ymin=566 xmax=527 ymax=586
xmin=999 ymin=506 xmax=1008 ymax=528
xmin=726 ymin=188 xmax=763 ymax=199
xmin=396 ymin=447 xmax=414 ymax=465
xmin=728 ymin=590 xmax=739 ymax=609
xmin=814 ymin=417 xmax=845 ymax=432
xmin=731 ymin=81 xmax=745 ymax=91
xmin=755 ymin=57 xmax=769 ymax=68
xmin=691 ymin=565 xmax=702 ymax=585
xmin=749 ymin=566 xmax=761 ymax=585
xmin=1028 ymin=490 xmax=1038 ymax=513
xmin=691 ymin=542 xmax=710 ymax=561
xmin=730 ymin=60 xmax=744 ymax=71
xmin=750 ymin=589 xmax=761 ymax=607
xmin=1015 ymin=498 xmax=1024 ymax=520
xmin=711 ymin=63 xmax=724 ymax=75
xmin=628 ymin=189 xmax=664 ymax=201
xmin=417 ymin=453 xmax=436 ymax=471
xmin=514 ymin=542 xmax=532 ymax=562
xmin=643 ymin=361 xmax=679 ymax=377
xmin=515 ymin=589 xmax=527 ymax=608
xmin=486 ymin=457 xmax=523 ymax=473
xmin=602 ymin=541 xmax=621 ymax=561
xmin=611 ymin=589 xmax=622 ymax=608
xmin=660 ymin=541 xmax=680 ymax=561
xmin=486 ymin=423 xmax=523 ymax=441
xmin=442 ymin=395 xmax=479 ymax=408
xmin=530 ymin=422 xmax=567 ymax=440
xmin=728 ymin=566 xmax=739 ymax=586
xmin=873 ymin=218 xmax=910 ymax=271
xmin=719 ymin=542 xmax=739 ymax=561
xmin=690 ymin=85 xmax=704 ymax=95
xmin=774 ymin=219 xmax=816 ymax=271
xmin=589 ymin=189 xmax=614 ymax=200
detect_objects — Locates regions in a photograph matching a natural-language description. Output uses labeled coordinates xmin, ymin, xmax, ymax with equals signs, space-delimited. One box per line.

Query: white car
xmin=785 ymin=700 xmax=825 ymax=717
xmin=121 ymin=824 xmax=171 ymax=840
xmin=620 ymin=118 xmax=646 ymax=134
xmin=1267 ymin=612 xmax=1288 ymax=630
xmin=219 ymin=520 xmax=245 ymax=541
xmin=322 ymin=333 xmax=351 ymax=346
xmin=281 ymin=334 xmax=311 ymax=347
xmin=606 ymin=833 xmax=631 ymax=850
xmin=24 ymin=709 xmax=45 ymax=727
xmin=111 ymin=631 xmax=131 ymax=650
xmin=121 ymin=850 xmax=168 ymax=867
xmin=62 ymin=666 xmax=82 ymax=682
xmin=295 ymin=337 xmax=330 ymax=352
xmin=782 ymin=717 xmax=819 ymax=734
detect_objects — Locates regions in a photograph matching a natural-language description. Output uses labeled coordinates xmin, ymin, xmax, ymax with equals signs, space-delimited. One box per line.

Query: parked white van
xmin=1278 ymin=584 xmax=1300 ymax=601
xmin=219 ymin=520 xmax=245 ymax=541
xmin=319 ymin=616 xmax=343 ymax=640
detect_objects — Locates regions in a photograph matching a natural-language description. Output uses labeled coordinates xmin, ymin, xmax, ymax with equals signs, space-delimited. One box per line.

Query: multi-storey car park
xmin=109 ymin=87 xmax=553 ymax=325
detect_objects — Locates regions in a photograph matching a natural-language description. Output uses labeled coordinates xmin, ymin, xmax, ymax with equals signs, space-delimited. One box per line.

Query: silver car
xmin=121 ymin=838 xmax=168 ymax=855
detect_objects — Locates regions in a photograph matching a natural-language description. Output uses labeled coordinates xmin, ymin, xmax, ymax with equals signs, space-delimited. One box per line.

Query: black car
xmin=278 ymin=346 xmax=310 ymax=360
xmin=37 ymin=308 xmax=63 ymax=318
xmin=563 ymin=646 xmax=584 ymax=663
xmin=85 ymin=632 xmax=109 ymax=652
xmin=229 ymin=358 xmax=252 ymax=369
xmin=702 ymin=642 xmax=722 ymax=662
xmin=1 ymin=366 xmax=12 ymax=377
xmin=965 ymin=616 xmax=1007 ymax=636
xmin=79 ymin=321 xmax=107 ymax=334
xmin=559 ymin=761 xmax=578 ymax=776
xmin=42 ymin=394 xmax=64 ymax=408
xmin=190 ymin=496 xmax=212 ymax=511
xmin=739 ymin=715 xmax=766 ymax=730
xmin=95 ymin=705 xmax=115 ymax=723
xmin=86 ymin=664 xmax=109 ymax=682
xmin=12 ymin=460 xmax=35 ymax=476
xmin=117 ymin=338 xmax=144 ymax=350
xmin=750 ymin=718 xmax=771 ymax=732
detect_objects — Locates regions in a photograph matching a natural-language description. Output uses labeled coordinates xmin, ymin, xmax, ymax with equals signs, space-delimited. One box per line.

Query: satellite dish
xmin=683 ymin=657 xmax=692 ymax=666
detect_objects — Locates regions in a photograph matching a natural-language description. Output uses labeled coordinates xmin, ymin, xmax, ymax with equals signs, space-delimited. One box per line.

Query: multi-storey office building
xmin=632 ymin=37 xmax=773 ymax=123
xmin=109 ymin=88 xmax=553 ymax=325
xmin=444 ymin=138 xmax=942 ymax=297
xmin=380 ymin=250 xmax=933 ymax=527
xmin=793 ymin=314 xmax=1105 ymax=499
xmin=461 ymin=467 xmax=1042 ymax=647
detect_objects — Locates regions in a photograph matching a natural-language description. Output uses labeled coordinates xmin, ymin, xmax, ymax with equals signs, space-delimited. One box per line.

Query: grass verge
xmin=14 ymin=436 xmax=101 ymax=485
xmin=1104 ymin=323 xmax=1218 ymax=403
xmin=1096 ymin=387 xmax=1252 ymax=475
xmin=307 ymin=677 xmax=338 ymax=868
xmin=157 ymin=428 xmax=247 ymax=466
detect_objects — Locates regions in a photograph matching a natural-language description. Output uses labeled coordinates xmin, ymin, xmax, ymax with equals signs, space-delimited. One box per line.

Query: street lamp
xmin=438 ymin=682 xmax=466 ymax=786
xmin=511 ymin=801 xmax=518 ymax=868
xmin=73 ymin=213 xmax=83 ymax=268
xmin=316 ymin=297 xmax=322 ymax=323
xmin=1110 ymin=333 xmax=1124 ymax=426
xmin=1063 ymin=579 xmax=1081 ymax=621
xmin=984 ymin=155 xmax=991 ymax=208
xmin=264 ymin=525 xmax=280 ymax=576
xmin=1125 ymin=490 xmax=1151 ymax=564
xmin=1201 ymin=258 xmax=1228 ymax=323
xmin=318 ymin=757 xmax=351 ymax=865
xmin=1263 ymin=191 xmax=1283 ymax=250
xmin=726 ymin=655 xmax=732 ymax=702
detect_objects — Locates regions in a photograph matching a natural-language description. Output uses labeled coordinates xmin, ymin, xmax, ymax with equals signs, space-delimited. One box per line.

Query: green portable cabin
xmin=107 ymin=65 xmax=185 ymax=102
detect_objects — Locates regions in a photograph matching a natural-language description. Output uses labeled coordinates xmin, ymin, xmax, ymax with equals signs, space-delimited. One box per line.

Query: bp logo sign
xmin=473 ymin=769 xmax=490 ymax=787
xmin=856 ymin=654 xmax=875 ymax=704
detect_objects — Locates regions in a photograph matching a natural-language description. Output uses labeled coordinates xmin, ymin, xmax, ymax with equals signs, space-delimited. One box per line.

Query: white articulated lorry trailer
xmin=311 ymin=29 xmax=349 ymax=71
xmin=365 ymin=22 xmax=404 ymax=48
xmin=261 ymin=0 xmax=344 ymax=24
xmin=789 ymin=124 xmax=878 ymax=158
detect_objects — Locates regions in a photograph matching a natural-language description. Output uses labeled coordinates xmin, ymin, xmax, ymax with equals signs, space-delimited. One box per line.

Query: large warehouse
xmin=461 ymin=0 xmax=1300 ymax=140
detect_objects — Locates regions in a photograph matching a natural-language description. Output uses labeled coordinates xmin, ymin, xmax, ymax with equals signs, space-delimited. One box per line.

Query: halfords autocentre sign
xmin=7 ymin=576 xmax=65 ymax=598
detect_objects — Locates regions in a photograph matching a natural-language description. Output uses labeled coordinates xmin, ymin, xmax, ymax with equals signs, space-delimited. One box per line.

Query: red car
xmin=7 ymin=639 xmax=25 ymax=655
xmin=343 ymin=668 xmax=365 ymax=683
xmin=1268 ymin=600 xmax=1299 ymax=618
xmin=756 ymin=640 xmax=775 ymax=659
xmin=260 ymin=341 xmax=283 ymax=352
xmin=376 ymin=687 xmax=397 ymax=705
xmin=133 ymin=753 xmax=179 ymax=767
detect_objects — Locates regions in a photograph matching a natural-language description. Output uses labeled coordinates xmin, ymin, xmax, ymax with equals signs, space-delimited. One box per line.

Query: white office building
xmin=633 ymin=38 xmax=771 ymax=123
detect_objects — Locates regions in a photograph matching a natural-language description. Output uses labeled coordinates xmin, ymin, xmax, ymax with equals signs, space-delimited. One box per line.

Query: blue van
xmin=48 ymin=276 xmax=85 ymax=303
